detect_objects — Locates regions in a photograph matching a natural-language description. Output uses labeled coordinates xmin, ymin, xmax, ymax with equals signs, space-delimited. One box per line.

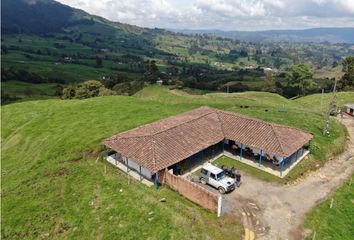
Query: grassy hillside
xmin=2 ymin=87 xmax=353 ymax=239
xmin=304 ymin=175 xmax=354 ymax=240
xmin=2 ymin=0 xmax=354 ymax=101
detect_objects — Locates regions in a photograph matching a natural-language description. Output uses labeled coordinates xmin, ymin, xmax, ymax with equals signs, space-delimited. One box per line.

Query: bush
xmin=62 ymin=80 xmax=115 ymax=99
xmin=112 ymin=81 xmax=144 ymax=95
xmin=62 ymin=85 xmax=76 ymax=99
xmin=75 ymin=80 xmax=104 ymax=99
xmin=98 ymin=87 xmax=116 ymax=96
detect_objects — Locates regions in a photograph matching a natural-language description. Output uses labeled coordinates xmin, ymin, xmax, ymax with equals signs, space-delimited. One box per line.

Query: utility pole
xmin=323 ymin=78 xmax=338 ymax=136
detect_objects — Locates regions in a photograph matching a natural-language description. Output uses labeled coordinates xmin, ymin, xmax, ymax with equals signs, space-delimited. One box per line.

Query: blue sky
xmin=57 ymin=0 xmax=354 ymax=30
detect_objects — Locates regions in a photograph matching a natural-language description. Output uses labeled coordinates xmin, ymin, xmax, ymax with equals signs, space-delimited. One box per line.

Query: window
xmin=210 ymin=173 xmax=216 ymax=179
xmin=217 ymin=171 xmax=225 ymax=179
xmin=201 ymin=169 xmax=208 ymax=175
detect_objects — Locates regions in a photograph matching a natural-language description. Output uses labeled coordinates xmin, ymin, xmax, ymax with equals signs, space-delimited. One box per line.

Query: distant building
xmin=156 ymin=79 xmax=163 ymax=85
xmin=345 ymin=103 xmax=354 ymax=116
xmin=245 ymin=65 xmax=256 ymax=69
xmin=263 ymin=67 xmax=273 ymax=72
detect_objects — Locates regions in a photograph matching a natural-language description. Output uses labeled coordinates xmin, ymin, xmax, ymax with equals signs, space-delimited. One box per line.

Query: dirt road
xmin=229 ymin=115 xmax=354 ymax=240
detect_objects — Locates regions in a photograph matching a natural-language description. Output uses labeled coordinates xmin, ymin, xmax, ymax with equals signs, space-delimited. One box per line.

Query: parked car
xmin=199 ymin=163 xmax=236 ymax=194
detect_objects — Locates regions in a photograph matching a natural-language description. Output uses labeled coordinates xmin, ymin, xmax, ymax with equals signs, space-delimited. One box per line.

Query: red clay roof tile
xmin=103 ymin=106 xmax=313 ymax=172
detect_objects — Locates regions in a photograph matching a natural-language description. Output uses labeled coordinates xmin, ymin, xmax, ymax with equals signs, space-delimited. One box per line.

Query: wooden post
xmin=240 ymin=144 xmax=243 ymax=160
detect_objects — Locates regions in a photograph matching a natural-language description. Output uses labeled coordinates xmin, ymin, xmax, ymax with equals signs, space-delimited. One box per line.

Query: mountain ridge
xmin=171 ymin=27 xmax=354 ymax=44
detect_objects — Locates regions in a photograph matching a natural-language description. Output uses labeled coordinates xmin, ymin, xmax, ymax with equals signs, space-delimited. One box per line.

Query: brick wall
xmin=162 ymin=170 xmax=219 ymax=212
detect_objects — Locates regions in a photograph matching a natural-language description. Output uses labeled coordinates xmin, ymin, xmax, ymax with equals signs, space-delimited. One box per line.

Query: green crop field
xmin=304 ymin=175 xmax=354 ymax=240
xmin=2 ymin=86 xmax=354 ymax=239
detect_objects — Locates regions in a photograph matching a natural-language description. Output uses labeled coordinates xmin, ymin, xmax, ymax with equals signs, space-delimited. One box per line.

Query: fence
xmin=162 ymin=170 xmax=222 ymax=215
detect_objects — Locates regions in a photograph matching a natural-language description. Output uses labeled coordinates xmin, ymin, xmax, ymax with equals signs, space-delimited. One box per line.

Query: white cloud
xmin=56 ymin=0 xmax=354 ymax=30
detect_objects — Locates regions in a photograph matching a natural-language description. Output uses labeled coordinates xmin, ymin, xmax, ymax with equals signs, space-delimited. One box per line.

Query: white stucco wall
xmin=112 ymin=153 xmax=153 ymax=179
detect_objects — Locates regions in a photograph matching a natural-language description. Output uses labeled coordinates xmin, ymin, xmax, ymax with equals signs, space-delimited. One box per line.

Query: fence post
xmin=217 ymin=195 xmax=222 ymax=217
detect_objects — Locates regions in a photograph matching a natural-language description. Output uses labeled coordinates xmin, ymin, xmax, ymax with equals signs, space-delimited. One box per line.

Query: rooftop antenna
xmin=323 ymin=78 xmax=338 ymax=136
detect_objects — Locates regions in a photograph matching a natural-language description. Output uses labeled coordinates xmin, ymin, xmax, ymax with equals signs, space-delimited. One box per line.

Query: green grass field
xmin=2 ymin=81 xmax=59 ymax=98
xmin=2 ymin=86 xmax=353 ymax=239
xmin=304 ymin=175 xmax=354 ymax=240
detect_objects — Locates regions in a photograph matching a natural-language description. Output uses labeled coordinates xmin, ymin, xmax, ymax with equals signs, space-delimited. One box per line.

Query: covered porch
xmin=223 ymin=140 xmax=310 ymax=178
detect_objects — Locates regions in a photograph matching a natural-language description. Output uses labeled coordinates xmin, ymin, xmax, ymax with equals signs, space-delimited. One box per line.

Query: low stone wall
xmin=163 ymin=170 xmax=219 ymax=213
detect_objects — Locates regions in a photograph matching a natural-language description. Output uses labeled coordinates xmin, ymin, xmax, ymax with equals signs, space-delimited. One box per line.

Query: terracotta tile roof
xmin=103 ymin=106 xmax=313 ymax=172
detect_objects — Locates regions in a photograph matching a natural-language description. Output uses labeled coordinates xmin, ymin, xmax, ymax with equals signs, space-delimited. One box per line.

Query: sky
xmin=57 ymin=0 xmax=354 ymax=31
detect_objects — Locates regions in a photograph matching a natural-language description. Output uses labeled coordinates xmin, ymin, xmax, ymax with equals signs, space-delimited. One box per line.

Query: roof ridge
xmin=109 ymin=107 xmax=216 ymax=140
xmin=150 ymin=135 xmax=157 ymax=172
xmin=151 ymin=107 xmax=216 ymax=137
xmin=216 ymin=109 xmax=310 ymax=133
xmin=215 ymin=111 xmax=227 ymax=138
xmin=270 ymin=124 xmax=286 ymax=155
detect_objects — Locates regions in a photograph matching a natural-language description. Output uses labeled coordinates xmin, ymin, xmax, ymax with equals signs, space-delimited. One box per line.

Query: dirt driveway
xmin=226 ymin=115 xmax=354 ymax=240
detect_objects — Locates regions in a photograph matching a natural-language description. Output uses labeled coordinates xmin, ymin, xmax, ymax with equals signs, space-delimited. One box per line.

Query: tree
xmin=75 ymin=80 xmax=104 ymax=99
xmin=95 ymin=57 xmax=102 ymax=68
xmin=102 ymin=73 xmax=128 ymax=89
xmin=143 ymin=60 xmax=159 ymax=83
xmin=262 ymin=71 xmax=276 ymax=93
xmin=286 ymin=64 xmax=315 ymax=96
xmin=339 ymin=56 xmax=354 ymax=90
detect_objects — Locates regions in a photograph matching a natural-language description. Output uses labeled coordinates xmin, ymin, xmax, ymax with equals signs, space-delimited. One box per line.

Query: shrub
xmin=98 ymin=87 xmax=116 ymax=96
xmin=62 ymin=85 xmax=76 ymax=99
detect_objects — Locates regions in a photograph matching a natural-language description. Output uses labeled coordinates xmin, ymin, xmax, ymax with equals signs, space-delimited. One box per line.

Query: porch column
xmin=222 ymin=141 xmax=225 ymax=153
xmin=240 ymin=144 xmax=243 ymax=160
xmin=280 ymin=158 xmax=285 ymax=177
xmin=295 ymin=149 xmax=300 ymax=161
xmin=139 ymin=166 xmax=143 ymax=181
xmin=153 ymin=173 xmax=158 ymax=190
xmin=126 ymin=158 xmax=129 ymax=173
xmin=259 ymin=150 xmax=263 ymax=167
xmin=188 ymin=157 xmax=192 ymax=172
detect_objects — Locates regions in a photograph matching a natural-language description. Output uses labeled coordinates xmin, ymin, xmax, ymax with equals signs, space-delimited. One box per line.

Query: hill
xmin=2 ymin=86 xmax=354 ymax=238
xmin=173 ymin=28 xmax=354 ymax=44
xmin=2 ymin=0 xmax=354 ymax=101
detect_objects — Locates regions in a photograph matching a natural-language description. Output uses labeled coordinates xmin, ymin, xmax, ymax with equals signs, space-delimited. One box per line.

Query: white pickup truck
xmin=199 ymin=163 xmax=236 ymax=194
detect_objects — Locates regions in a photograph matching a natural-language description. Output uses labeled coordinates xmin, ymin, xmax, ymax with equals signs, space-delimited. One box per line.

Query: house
xmin=102 ymin=106 xmax=313 ymax=187
xmin=156 ymin=79 xmax=163 ymax=85
xmin=345 ymin=103 xmax=354 ymax=116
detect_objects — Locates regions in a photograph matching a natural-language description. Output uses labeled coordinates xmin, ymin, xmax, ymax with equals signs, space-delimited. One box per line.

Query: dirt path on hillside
xmin=229 ymin=115 xmax=354 ymax=240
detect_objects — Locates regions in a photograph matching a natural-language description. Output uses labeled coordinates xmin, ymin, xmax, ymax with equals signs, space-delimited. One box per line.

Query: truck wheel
xmin=218 ymin=187 xmax=226 ymax=194
xmin=200 ymin=178 xmax=207 ymax=185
